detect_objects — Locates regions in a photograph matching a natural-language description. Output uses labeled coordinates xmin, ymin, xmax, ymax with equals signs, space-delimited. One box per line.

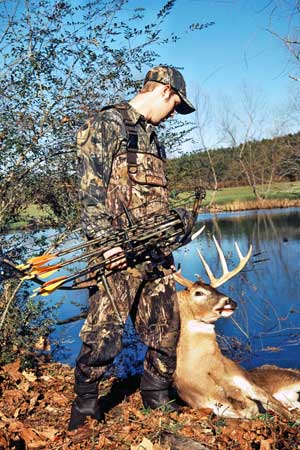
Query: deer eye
xmin=195 ymin=291 xmax=204 ymax=296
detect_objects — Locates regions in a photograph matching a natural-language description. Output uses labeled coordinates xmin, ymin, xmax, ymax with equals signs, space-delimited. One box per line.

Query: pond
xmin=34 ymin=207 xmax=300 ymax=376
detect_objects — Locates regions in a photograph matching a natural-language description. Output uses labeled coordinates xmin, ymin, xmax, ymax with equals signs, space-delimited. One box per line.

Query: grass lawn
xmin=171 ymin=181 xmax=300 ymax=210
xmin=9 ymin=182 xmax=300 ymax=229
xmin=8 ymin=204 xmax=55 ymax=229
xmin=206 ymin=181 xmax=300 ymax=205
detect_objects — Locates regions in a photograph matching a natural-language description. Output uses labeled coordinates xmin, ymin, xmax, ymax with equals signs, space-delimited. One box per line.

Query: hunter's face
xmin=148 ymin=86 xmax=181 ymax=125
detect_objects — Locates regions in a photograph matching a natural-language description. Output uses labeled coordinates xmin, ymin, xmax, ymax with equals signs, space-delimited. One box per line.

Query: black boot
xmin=68 ymin=382 xmax=103 ymax=431
xmin=140 ymin=370 xmax=181 ymax=412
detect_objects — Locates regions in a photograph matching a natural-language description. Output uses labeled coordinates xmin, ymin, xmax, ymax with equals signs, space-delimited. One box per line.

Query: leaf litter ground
xmin=0 ymin=360 xmax=300 ymax=450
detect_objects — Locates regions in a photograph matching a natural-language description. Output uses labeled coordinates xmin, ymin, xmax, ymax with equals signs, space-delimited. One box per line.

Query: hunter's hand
xmin=103 ymin=247 xmax=127 ymax=270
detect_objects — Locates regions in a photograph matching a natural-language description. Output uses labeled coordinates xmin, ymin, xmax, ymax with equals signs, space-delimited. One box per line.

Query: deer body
xmin=249 ymin=365 xmax=300 ymax=411
xmin=173 ymin=238 xmax=298 ymax=420
xmin=174 ymin=284 xmax=293 ymax=419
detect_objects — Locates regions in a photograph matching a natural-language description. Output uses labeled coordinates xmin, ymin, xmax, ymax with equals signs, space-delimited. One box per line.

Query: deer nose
xmin=227 ymin=299 xmax=237 ymax=309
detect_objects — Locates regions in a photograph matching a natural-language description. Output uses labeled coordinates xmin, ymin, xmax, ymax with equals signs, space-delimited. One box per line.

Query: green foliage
xmin=0 ymin=0 xmax=212 ymax=364
xmin=0 ymin=0 xmax=211 ymax=233
xmin=169 ymin=182 xmax=300 ymax=209
xmin=0 ymin=280 xmax=59 ymax=368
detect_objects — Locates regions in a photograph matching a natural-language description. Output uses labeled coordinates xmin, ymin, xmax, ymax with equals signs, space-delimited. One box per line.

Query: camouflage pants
xmin=75 ymin=264 xmax=180 ymax=384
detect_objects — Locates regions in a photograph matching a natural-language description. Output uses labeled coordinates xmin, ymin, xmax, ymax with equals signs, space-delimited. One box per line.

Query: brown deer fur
xmin=174 ymin=277 xmax=299 ymax=420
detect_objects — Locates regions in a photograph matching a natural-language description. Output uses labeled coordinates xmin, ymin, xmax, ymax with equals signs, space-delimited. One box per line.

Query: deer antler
xmin=197 ymin=236 xmax=252 ymax=288
xmin=173 ymin=269 xmax=194 ymax=289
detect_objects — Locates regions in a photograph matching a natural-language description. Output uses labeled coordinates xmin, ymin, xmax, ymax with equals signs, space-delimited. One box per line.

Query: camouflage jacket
xmin=77 ymin=102 xmax=170 ymax=239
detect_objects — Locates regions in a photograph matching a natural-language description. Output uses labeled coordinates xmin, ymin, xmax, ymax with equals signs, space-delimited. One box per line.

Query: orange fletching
xmin=27 ymin=254 xmax=56 ymax=265
xmin=39 ymin=276 xmax=68 ymax=296
xmin=42 ymin=276 xmax=67 ymax=287
xmin=31 ymin=263 xmax=63 ymax=278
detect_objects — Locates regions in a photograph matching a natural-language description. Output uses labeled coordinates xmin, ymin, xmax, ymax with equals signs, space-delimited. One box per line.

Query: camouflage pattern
xmin=77 ymin=109 xmax=125 ymax=239
xmin=106 ymin=148 xmax=169 ymax=226
xmin=75 ymin=102 xmax=180 ymax=384
xmin=77 ymin=103 xmax=169 ymax=235
xmin=144 ymin=66 xmax=195 ymax=115
xmin=75 ymin=264 xmax=179 ymax=384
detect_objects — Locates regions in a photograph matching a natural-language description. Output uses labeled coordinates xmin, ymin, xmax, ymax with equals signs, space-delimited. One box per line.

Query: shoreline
xmin=204 ymin=198 xmax=300 ymax=213
xmin=4 ymin=199 xmax=300 ymax=233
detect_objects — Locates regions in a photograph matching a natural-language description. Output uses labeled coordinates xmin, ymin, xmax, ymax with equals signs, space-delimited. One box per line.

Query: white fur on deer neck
xmin=187 ymin=320 xmax=215 ymax=334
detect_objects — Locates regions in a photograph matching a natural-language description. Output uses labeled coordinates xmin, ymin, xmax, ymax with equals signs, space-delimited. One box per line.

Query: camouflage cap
xmin=144 ymin=66 xmax=195 ymax=115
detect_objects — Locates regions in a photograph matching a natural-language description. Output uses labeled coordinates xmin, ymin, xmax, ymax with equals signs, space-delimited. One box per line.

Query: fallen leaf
xmin=44 ymin=391 xmax=68 ymax=406
xmin=19 ymin=380 xmax=31 ymax=393
xmin=13 ymin=407 xmax=21 ymax=419
xmin=68 ymin=425 xmax=94 ymax=443
xmin=8 ymin=420 xmax=25 ymax=432
xmin=22 ymin=370 xmax=37 ymax=383
xmin=131 ymin=437 xmax=154 ymax=450
xmin=38 ymin=427 xmax=58 ymax=441
xmin=28 ymin=394 xmax=40 ymax=412
xmin=0 ymin=419 xmax=8 ymax=429
xmin=0 ymin=431 xmax=8 ymax=448
xmin=3 ymin=389 xmax=24 ymax=406
xmin=96 ymin=434 xmax=112 ymax=449
xmin=40 ymin=375 xmax=56 ymax=382
xmin=3 ymin=360 xmax=22 ymax=382
xmin=20 ymin=426 xmax=47 ymax=449
xmin=260 ymin=438 xmax=273 ymax=450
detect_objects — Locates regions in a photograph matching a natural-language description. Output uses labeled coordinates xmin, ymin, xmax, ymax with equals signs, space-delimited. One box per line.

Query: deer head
xmin=173 ymin=236 xmax=252 ymax=324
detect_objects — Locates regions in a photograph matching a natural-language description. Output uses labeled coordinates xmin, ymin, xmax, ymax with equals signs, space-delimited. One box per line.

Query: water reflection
xmin=180 ymin=207 xmax=300 ymax=370
xmin=48 ymin=208 xmax=300 ymax=373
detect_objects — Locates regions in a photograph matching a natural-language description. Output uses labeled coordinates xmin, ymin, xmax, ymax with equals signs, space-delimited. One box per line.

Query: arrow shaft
xmin=31 ymin=217 xmax=183 ymax=277
xmin=37 ymin=225 xmax=184 ymax=292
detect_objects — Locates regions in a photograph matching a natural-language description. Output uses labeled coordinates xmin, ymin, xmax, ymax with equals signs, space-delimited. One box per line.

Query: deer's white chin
xmin=187 ymin=320 xmax=215 ymax=334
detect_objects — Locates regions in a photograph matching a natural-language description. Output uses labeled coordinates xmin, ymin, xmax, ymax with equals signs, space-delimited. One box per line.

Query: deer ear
xmin=195 ymin=274 xmax=206 ymax=284
xmin=173 ymin=270 xmax=194 ymax=289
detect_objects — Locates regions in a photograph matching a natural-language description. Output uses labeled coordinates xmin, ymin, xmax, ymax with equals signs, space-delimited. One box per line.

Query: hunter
xmin=69 ymin=66 xmax=195 ymax=431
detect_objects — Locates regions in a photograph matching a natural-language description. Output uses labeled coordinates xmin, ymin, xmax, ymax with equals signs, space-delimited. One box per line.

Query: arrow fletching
xmin=30 ymin=263 xmax=63 ymax=279
xmin=20 ymin=274 xmax=35 ymax=281
xmin=27 ymin=254 xmax=56 ymax=266
xmin=35 ymin=276 xmax=69 ymax=296
xmin=16 ymin=263 xmax=31 ymax=270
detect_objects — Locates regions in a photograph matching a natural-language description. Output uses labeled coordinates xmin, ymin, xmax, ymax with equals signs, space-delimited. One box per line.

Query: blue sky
xmin=163 ymin=0 xmax=290 ymax=97
xmin=126 ymin=0 xmax=298 ymax=149
xmin=2 ymin=0 xmax=297 ymax=149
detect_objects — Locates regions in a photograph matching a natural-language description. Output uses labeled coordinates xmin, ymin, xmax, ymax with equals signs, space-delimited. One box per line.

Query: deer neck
xmin=177 ymin=294 xmax=219 ymax=355
xmin=178 ymin=317 xmax=219 ymax=360
xmin=186 ymin=320 xmax=215 ymax=334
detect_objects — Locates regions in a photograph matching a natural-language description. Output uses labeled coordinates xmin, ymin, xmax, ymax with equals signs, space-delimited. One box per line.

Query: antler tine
xmin=197 ymin=236 xmax=252 ymax=288
xmin=191 ymin=225 xmax=205 ymax=241
xmin=173 ymin=269 xmax=194 ymax=289
xmin=213 ymin=235 xmax=229 ymax=275
xmin=197 ymin=249 xmax=218 ymax=286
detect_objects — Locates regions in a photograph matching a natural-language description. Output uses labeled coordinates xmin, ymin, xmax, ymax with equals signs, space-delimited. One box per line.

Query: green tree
xmin=0 ymin=0 xmax=213 ymax=364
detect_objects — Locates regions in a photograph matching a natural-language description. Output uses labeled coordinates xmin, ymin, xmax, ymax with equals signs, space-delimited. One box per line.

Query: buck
xmin=173 ymin=237 xmax=300 ymax=419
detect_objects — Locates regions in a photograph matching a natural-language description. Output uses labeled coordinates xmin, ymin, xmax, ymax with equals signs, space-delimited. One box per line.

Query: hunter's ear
xmin=161 ymin=84 xmax=173 ymax=99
